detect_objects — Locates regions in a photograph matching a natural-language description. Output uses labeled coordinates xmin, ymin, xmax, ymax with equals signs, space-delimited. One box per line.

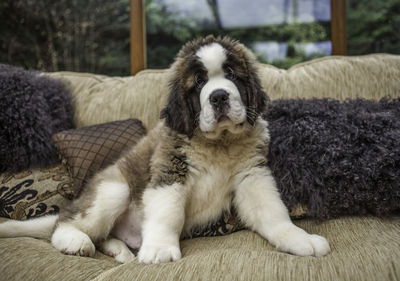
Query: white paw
xmin=271 ymin=224 xmax=330 ymax=257
xmin=280 ymin=233 xmax=330 ymax=257
xmin=115 ymin=248 xmax=135 ymax=263
xmin=51 ymin=225 xmax=95 ymax=257
xmin=100 ymin=238 xmax=135 ymax=263
xmin=138 ymin=244 xmax=181 ymax=264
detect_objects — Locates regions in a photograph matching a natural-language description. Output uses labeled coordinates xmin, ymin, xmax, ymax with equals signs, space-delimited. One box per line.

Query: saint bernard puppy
xmin=0 ymin=36 xmax=330 ymax=264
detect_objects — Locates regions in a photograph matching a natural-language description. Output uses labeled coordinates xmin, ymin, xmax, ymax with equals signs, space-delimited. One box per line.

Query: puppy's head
xmin=161 ymin=35 xmax=268 ymax=139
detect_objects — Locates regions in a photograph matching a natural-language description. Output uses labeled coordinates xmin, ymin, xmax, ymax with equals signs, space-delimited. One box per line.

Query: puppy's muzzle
xmin=209 ymin=89 xmax=230 ymax=120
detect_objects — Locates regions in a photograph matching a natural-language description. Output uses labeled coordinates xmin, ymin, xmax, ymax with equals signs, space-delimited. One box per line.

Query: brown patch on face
xmin=172 ymin=57 xmax=187 ymax=80
xmin=184 ymin=75 xmax=195 ymax=90
xmin=161 ymin=48 xmax=206 ymax=137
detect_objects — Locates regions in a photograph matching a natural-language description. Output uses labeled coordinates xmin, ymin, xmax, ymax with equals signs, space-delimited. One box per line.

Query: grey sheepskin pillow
xmin=265 ymin=98 xmax=400 ymax=219
xmin=0 ymin=64 xmax=74 ymax=173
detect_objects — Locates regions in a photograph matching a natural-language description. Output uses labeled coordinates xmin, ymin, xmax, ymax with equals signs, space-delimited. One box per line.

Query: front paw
xmin=271 ymin=224 xmax=330 ymax=257
xmin=51 ymin=225 xmax=95 ymax=257
xmin=138 ymin=244 xmax=181 ymax=264
xmin=281 ymin=233 xmax=330 ymax=257
xmin=99 ymin=238 xmax=135 ymax=263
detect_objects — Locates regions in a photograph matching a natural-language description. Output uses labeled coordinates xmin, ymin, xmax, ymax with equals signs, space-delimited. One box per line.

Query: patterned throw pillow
xmin=52 ymin=119 xmax=146 ymax=198
xmin=0 ymin=165 xmax=73 ymax=220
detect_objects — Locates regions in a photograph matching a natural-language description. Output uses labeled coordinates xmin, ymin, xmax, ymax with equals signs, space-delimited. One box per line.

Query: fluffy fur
xmin=0 ymin=36 xmax=330 ymax=264
xmin=265 ymin=98 xmax=400 ymax=219
xmin=0 ymin=64 xmax=74 ymax=172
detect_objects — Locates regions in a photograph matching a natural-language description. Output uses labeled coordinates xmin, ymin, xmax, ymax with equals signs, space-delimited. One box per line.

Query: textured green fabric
xmin=93 ymin=217 xmax=400 ymax=281
xmin=0 ymin=236 xmax=117 ymax=281
xmin=0 ymin=217 xmax=398 ymax=281
xmin=1 ymin=55 xmax=399 ymax=281
xmin=50 ymin=54 xmax=400 ymax=131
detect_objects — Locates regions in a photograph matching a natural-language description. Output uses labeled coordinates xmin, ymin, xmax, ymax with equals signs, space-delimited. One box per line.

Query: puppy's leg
xmin=138 ymin=183 xmax=187 ymax=264
xmin=52 ymin=165 xmax=131 ymax=257
xmin=234 ymin=167 xmax=330 ymax=257
xmin=98 ymin=237 xmax=135 ymax=263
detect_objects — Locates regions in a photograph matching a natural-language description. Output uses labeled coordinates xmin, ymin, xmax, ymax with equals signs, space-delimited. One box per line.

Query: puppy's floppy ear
xmin=246 ymin=63 xmax=269 ymax=125
xmin=161 ymin=80 xmax=196 ymax=138
xmin=240 ymin=48 xmax=269 ymax=125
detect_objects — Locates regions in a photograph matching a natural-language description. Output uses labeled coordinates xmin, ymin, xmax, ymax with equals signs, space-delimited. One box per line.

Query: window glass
xmin=347 ymin=0 xmax=400 ymax=55
xmin=146 ymin=0 xmax=332 ymax=69
xmin=0 ymin=0 xmax=130 ymax=75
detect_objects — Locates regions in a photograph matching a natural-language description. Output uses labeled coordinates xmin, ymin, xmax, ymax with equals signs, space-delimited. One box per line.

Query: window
xmin=145 ymin=0 xmax=332 ymax=69
xmin=0 ymin=0 xmax=130 ymax=76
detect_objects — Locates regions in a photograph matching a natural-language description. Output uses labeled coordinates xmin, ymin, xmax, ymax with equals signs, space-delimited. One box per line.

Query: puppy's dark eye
xmin=195 ymin=73 xmax=205 ymax=89
xmin=227 ymin=67 xmax=236 ymax=81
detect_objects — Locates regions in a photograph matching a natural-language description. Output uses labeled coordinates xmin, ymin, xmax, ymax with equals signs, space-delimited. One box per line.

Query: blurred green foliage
xmin=347 ymin=0 xmax=400 ymax=55
xmin=0 ymin=0 xmax=398 ymax=75
xmin=0 ymin=0 xmax=131 ymax=75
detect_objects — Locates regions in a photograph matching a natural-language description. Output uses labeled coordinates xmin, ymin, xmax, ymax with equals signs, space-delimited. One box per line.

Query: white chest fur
xmin=183 ymin=161 xmax=234 ymax=234
xmin=181 ymin=125 xmax=267 ymax=235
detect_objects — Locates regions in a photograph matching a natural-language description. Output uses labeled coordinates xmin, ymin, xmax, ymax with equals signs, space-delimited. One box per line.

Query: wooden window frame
xmin=130 ymin=0 xmax=145 ymax=75
xmin=130 ymin=0 xmax=347 ymax=75
xmin=331 ymin=0 xmax=347 ymax=56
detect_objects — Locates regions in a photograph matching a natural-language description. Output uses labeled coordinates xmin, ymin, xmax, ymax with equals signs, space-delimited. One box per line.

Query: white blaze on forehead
xmin=196 ymin=43 xmax=227 ymax=76
xmin=196 ymin=42 xmax=247 ymax=137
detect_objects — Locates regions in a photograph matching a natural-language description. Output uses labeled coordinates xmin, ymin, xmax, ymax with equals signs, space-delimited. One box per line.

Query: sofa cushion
xmin=50 ymin=54 xmax=400 ymax=131
xmin=0 ymin=216 xmax=392 ymax=281
xmin=49 ymin=70 xmax=168 ymax=130
xmin=0 ymin=235 xmax=117 ymax=281
xmin=94 ymin=216 xmax=400 ymax=281
xmin=0 ymin=207 xmax=399 ymax=281
xmin=258 ymin=54 xmax=400 ymax=101
xmin=0 ymin=64 xmax=74 ymax=173
xmin=266 ymin=98 xmax=400 ymax=219
xmin=0 ymin=165 xmax=73 ymax=220
xmin=52 ymin=119 xmax=146 ymax=197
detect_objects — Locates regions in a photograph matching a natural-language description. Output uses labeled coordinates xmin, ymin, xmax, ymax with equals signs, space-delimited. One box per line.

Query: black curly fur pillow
xmin=265 ymin=98 xmax=400 ymax=219
xmin=0 ymin=64 xmax=74 ymax=173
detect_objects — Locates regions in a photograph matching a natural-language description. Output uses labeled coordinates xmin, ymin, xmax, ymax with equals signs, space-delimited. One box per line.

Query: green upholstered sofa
xmin=0 ymin=54 xmax=399 ymax=281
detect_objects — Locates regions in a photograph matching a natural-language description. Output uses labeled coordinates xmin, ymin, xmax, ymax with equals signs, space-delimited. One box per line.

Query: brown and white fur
xmin=0 ymin=36 xmax=330 ymax=264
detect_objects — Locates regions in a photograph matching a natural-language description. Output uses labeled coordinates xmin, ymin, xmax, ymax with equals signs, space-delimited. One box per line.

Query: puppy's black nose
xmin=209 ymin=90 xmax=229 ymax=107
